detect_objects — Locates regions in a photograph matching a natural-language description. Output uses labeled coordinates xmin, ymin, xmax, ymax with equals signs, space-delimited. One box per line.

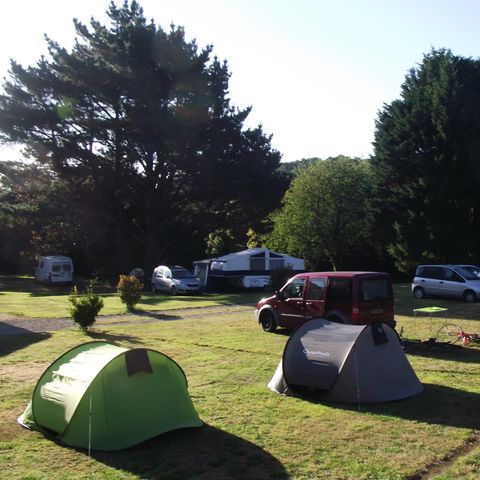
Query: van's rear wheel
xmin=463 ymin=290 xmax=476 ymax=303
xmin=261 ymin=311 xmax=277 ymax=332
xmin=170 ymin=286 xmax=177 ymax=295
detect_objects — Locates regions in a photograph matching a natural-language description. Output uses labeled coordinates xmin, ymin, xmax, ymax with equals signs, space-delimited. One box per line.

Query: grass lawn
xmin=0 ymin=275 xmax=263 ymax=318
xmin=1 ymin=278 xmax=480 ymax=478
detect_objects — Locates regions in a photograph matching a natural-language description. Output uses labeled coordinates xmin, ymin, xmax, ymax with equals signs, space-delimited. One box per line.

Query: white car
xmin=151 ymin=266 xmax=202 ymax=295
xmin=412 ymin=264 xmax=480 ymax=302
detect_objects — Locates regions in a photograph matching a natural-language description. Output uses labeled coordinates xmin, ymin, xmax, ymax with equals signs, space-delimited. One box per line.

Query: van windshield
xmin=453 ymin=267 xmax=480 ymax=281
xmin=361 ymin=278 xmax=390 ymax=301
xmin=172 ymin=269 xmax=194 ymax=279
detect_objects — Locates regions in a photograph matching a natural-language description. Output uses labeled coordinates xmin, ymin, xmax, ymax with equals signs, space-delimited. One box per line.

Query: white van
xmin=35 ymin=256 xmax=74 ymax=284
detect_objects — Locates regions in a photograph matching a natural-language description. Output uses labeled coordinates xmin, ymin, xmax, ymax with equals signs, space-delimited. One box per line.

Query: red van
xmin=255 ymin=271 xmax=395 ymax=332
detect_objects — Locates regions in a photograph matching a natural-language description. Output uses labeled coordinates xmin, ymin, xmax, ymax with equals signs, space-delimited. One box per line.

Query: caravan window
xmin=62 ymin=263 xmax=71 ymax=272
xmin=250 ymin=252 xmax=266 ymax=270
xmin=52 ymin=264 xmax=61 ymax=272
xmin=269 ymin=253 xmax=285 ymax=270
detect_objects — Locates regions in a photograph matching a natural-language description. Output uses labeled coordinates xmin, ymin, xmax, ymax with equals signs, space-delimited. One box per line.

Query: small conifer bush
xmin=117 ymin=274 xmax=143 ymax=311
xmin=68 ymin=283 xmax=104 ymax=331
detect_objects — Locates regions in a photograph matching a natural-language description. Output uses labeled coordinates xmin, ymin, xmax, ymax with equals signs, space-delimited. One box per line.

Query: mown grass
xmin=1 ymin=282 xmax=480 ymax=479
xmin=0 ymin=275 xmax=263 ymax=318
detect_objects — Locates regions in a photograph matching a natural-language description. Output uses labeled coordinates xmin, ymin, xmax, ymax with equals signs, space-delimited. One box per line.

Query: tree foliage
xmin=373 ymin=49 xmax=480 ymax=273
xmin=0 ymin=1 xmax=285 ymax=275
xmin=267 ymin=156 xmax=377 ymax=270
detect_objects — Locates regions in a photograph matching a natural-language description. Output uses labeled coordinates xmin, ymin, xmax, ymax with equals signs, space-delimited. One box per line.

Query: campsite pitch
xmin=1 ymin=296 xmax=480 ymax=478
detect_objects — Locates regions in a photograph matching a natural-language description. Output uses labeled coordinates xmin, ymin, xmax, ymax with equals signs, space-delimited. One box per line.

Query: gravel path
xmin=0 ymin=304 xmax=255 ymax=336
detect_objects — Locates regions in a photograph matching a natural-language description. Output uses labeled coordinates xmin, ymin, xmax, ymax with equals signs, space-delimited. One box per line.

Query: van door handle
xmin=439 ymin=281 xmax=444 ymax=284
xmin=305 ymin=301 xmax=312 ymax=305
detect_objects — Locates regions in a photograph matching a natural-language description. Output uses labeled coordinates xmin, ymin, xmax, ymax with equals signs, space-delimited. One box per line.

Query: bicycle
xmin=435 ymin=323 xmax=480 ymax=346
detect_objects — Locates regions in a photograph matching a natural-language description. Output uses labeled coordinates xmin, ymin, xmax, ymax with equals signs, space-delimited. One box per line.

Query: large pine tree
xmin=373 ymin=49 xmax=480 ymax=273
xmin=0 ymin=1 xmax=285 ymax=274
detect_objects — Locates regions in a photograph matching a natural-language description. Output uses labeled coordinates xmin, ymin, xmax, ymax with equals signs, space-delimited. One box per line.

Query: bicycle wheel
xmin=436 ymin=323 xmax=462 ymax=344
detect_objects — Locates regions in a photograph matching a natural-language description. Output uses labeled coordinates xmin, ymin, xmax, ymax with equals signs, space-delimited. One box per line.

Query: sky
xmin=1 ymin=0 xmax=480 ymax=163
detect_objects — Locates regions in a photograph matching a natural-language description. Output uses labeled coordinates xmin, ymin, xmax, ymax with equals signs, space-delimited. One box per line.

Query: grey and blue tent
xmin=18 ymin=341 xmax=202 ymax=451
xmin=268 ymin=318 xmax=423 ymax=403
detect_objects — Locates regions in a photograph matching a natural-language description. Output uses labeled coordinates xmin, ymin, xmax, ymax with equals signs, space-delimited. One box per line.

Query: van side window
xmin=446 ymin=271 xmax=464 ymax=282
xmin=306 ymin=278 xmax=326 ymax=300
xmin=423 ymin=267 xmax=442 ymax=279
xmin=283 ymin=278 xmax=305 ymax=299
xmin=328 ymin=278 xmax=352 ymax=301
xmin=62 ymin=263 xmax=71 ymax=272
xmin=52 ymin=264 xmax=61 ymax=272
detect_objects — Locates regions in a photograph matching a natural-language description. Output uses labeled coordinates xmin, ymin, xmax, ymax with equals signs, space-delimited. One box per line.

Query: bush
xmin=68 ymin=284 xmax=104 ymax=331
xmin=270 ymin=266 xmax=295 ymax=292
xmin=117 ymin=274 xmax=143 ymax=311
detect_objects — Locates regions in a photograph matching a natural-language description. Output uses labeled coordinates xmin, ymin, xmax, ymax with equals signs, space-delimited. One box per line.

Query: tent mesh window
xmin=125 ymin=349 xmax=153 ymax=376
xmin=250 ymin=252 xmax=266 ymax=270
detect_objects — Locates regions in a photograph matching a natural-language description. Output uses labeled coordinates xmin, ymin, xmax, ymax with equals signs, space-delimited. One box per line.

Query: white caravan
xmin=35 ymin=256 xmax=74 ymax=284
xmin=193 ymin=248 xmax=305 ymax=289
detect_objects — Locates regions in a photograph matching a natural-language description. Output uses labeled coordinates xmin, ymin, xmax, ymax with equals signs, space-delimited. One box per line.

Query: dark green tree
xmin=0 ymin=1 xmax=285 ymax=275
xmin=267 ymin=156 xmax=377 ymax=270
xmin=373 ymin=49 xmax=480 ymax=273
xmin=0 ymin=161 xmax=84 ymax=272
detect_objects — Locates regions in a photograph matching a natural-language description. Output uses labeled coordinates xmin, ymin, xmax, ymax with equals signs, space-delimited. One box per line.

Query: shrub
xmin=117 ymin=274 xmax=143 ymax=311
xmin=68 ymin=284 xmax=104 ymax=331
xmin=270 ymin=266 xmax=295 ymax=292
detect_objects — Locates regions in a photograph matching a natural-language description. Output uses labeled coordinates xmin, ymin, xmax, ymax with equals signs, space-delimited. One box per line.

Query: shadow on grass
xmin=304 ymin=383 xmax=480 ymax=430
xmin=403 ymin=339 xmax=480 ymax=363
xmin=124 ymin=310 xmax=182 ymax=321
xmin=0 ymin=327 xmax=51 ymax=356
xmin=92 ymin=424 xmax=288 ymax=479
xmin=85 ymin=330 xmax=143 ymax=344
xmin=272 ymin=328 xmax=291 ymax=337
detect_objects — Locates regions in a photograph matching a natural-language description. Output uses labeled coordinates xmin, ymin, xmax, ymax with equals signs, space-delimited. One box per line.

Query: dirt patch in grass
xmin=0 ymin=362 xmax=45 ymax=382
xmin=406 ymin=431 xmax=480 ymax=479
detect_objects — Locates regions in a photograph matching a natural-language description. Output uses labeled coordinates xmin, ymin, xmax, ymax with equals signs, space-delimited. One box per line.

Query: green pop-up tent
xmin=18 ymin=341 xmax=202 ymax=451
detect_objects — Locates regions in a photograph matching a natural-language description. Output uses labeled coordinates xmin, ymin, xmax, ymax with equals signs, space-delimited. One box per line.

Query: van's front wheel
xmin=413 ymin=287 xmax=425 ymax=299
xmin=261 ymin=310 xmax=277 ymax=332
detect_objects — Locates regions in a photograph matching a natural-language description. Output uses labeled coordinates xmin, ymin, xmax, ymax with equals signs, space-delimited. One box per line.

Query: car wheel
xmin=261 ymin=310 xmax=277 ymax=332
xmin=170 ymin=286 xmax=177 ymax=295
xmin=413 ymin=287 xmax=425 ymax=299
xmin=463 ymin=290 xmax=476 ymax=303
